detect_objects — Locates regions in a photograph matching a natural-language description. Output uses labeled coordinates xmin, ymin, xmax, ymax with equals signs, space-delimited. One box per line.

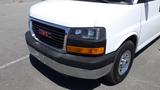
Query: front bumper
xmin=25 ymin=31 xmax=115 ymax=79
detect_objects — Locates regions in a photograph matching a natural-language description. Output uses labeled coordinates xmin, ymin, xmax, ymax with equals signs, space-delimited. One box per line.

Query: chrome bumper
xmin=28 ymin=46 xmax=113 ymax=79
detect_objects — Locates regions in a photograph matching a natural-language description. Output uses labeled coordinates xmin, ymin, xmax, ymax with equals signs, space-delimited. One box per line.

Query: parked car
xmin=25 ymin=0 xmax=160 ymax=84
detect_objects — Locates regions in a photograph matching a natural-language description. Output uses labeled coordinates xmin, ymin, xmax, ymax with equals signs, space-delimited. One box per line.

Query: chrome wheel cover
xmin=118 ymin=50 xmax=131 ymax=75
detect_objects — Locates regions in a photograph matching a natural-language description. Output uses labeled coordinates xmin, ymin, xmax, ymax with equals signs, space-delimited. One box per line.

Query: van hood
xmin=30 ymin=1 xmax=131 ymax=27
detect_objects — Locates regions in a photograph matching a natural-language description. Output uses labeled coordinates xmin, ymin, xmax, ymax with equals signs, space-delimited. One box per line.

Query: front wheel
xmin=104 ymin=40 xmax=135 ymax=85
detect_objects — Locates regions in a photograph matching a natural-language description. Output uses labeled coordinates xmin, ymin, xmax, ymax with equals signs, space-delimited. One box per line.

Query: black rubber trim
xmin=25 ymin=31 xmax=115 ymax=70
xmin=67 ymin=39 xmax=106 ymax=48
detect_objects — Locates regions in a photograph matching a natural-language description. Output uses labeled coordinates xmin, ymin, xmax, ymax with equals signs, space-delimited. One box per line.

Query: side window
xmin=138 ymin=0 xmax=154 ymax=3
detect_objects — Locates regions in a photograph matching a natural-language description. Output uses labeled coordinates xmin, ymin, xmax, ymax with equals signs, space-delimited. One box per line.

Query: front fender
xmin=114 ymin=32 xmax=138 ymax=52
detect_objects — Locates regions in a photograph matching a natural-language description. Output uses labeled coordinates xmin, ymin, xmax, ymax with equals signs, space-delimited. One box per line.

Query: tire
xmin=104 ymin=40 xmax=135 ymax=85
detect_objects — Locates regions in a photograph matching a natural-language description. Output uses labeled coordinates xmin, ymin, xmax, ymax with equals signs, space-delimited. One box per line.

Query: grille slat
xmin=32 ymin=20 xmax=65 ymax=49
xmin=51 ymin=32 xmax=65 ymax=38
xmin=50 ymin=37 xmax=64 ymax=44
xmin=38 ymin=37 xmax=64 ymax=47
xmin=33 ymin=23 xmax=65 ymax=35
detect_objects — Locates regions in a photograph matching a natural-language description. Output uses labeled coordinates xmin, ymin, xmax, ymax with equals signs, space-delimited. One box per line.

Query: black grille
xmin=32 ymin=20 xmax=65 ymax=49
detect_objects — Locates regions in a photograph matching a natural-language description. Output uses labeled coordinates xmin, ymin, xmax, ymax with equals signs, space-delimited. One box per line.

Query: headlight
xmin=67 ymin=27 xmax=106 ymax=56
xmin=69 ymin=27 xmax=101 ymax=40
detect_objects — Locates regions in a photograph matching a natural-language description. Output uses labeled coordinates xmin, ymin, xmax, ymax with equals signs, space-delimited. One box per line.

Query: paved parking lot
xmin=0 ymin=1 xmax=160 ymax=90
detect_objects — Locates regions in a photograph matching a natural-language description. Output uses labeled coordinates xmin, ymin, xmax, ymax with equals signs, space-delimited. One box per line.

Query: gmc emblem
xmin=38 ymin=28 xmax=51 ymax=38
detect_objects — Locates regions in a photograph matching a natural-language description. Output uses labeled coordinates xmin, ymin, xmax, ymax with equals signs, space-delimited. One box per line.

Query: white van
xmin=25 ymin=0 xmax=160 ymax=84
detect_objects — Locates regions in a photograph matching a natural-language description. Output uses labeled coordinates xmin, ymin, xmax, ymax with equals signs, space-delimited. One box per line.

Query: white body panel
xmin=137 ymin=0 xmax=160 ymax=51
xmin=30 ymin=0 xmax=160 ymax=54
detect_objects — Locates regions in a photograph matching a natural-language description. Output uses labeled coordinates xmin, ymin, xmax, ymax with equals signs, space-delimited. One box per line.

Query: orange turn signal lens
xmin=67 ymin=46 xmax=105 ymax=55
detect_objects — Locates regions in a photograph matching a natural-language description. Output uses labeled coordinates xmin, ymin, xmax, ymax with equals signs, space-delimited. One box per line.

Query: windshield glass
xmin=75 ymin=0 xmax=133 ymax=4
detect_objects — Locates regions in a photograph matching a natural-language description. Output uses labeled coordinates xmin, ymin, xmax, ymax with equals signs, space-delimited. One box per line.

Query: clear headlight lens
xmin=70 ymin=27 xmax=101 ymax=40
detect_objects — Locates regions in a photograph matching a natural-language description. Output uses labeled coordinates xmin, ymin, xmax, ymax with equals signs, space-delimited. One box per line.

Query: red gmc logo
xmin=38 ymin=28 xmax=51 ymax=38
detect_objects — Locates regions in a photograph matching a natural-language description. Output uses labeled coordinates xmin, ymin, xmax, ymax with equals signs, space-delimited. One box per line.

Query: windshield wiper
xmin=99 ymin=0 xmax=112 ymax=3
xmin=75 ymin=0 xmax=111 ymax=3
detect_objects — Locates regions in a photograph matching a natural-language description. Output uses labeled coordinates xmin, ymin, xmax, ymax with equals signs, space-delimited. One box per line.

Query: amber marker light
xmin=67 ymin=46 xmax=105 ymax=55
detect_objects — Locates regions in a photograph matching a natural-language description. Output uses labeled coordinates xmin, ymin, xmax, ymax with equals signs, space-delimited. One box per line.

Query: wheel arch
xmin=114 ymin=33 xmax=138 ymax=52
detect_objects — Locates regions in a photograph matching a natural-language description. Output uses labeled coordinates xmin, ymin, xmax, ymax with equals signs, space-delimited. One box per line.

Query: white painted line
xmin=0 ymin=55 xmax=29 ymax=70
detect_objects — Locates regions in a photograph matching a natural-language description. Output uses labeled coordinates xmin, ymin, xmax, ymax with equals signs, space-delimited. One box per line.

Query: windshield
xmin=75 ymin=0 xmax=133 ymax=4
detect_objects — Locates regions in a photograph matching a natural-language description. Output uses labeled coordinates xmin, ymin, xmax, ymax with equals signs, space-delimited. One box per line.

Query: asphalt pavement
xmin=0 ymin=1 xmax=160 ymax=90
